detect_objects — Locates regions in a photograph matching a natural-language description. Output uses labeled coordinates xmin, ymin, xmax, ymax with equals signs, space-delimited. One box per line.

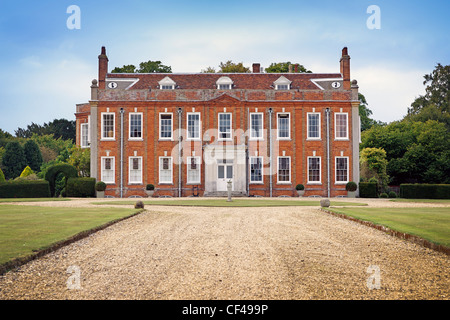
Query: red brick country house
xmin=75 ymin=47 xmax=360 ymax=198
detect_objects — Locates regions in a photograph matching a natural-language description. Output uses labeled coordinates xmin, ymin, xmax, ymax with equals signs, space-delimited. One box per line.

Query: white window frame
xmin=159 ymin=157 xmax=173 ymax=184
xmin=80 ymin=123 xmax=89 ymax=148
xmin=159 ymin=76 xmax=176 ymax=90
xmin=277 ymin=112 xmax=291 ymax=140
xmin=159 ymin=112 xmax=173 ymax=140
xmin=335 ymin=112 xmax=349 ymax=140
xmin=129 ymin=156 xmax=143 ymax=184
xmin=249 ymin=112 xmax=264 ymax=140
xmin=218 ymin=112 xmax=232 ymax=141
xmin=249 ymin=156 xmax=264 ymax=184
xmin=273 ymin=76 xmax=292 ymax=90
xmin=186 ymin=156 xmax=201 ymax=184
xmin=186 ymin=112 xmax=201 ymax=141
xmin=307 ymin=112 xmax=321 ymax=140
xmin=101 ymin=112 xmax=115 ymax=140
xmin=216 ymin=76 xmax=233 ymax=90
xmin=101 ymin=156 xmax=115 ymax=184
xmin=307 ymin=156 xmax=322 ymax=184
xmin=277 ymin=156 xmax=291 ymax=184
xmin=129 ymin=112 xmax=143 ymax=140
xmin=335 ymin=156 xmax=349 ymax=184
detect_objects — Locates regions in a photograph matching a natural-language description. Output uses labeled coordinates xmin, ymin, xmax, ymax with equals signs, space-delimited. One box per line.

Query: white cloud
xmin=353 ymin=65 xmax=427 ymax=123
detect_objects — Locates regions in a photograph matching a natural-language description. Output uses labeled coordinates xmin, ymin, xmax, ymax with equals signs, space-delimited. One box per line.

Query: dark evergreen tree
xmin=2 ymin=141 xmax=26 ymax=179
xmin=24 ymin=140 xmax=43 ymax=172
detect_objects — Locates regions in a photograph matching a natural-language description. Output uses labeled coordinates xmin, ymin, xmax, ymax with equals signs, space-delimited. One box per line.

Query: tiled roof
xmin=105 ymin=73 xmax=343 ymax=91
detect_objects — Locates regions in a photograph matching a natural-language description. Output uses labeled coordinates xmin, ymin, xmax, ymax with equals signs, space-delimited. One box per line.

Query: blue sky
xmin=0 ymin=0 xmax=449 ymax=134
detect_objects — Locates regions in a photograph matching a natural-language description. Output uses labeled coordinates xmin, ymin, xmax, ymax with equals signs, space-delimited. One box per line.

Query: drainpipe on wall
xmin=268 ymin=108 xmax=273 ymax=198
xmin=120 ymin=107 xmax=125 ymax=198
xmin=325 ymin=108 xmax=331 ymax=198
xmin=178 ymin=108 xmax=183 ymax=198
xmin=246 ymin=108 xmax=249 ymax=197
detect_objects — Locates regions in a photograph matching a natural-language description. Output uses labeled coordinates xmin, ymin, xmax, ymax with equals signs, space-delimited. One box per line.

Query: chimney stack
xmin=340 ymin=47 xmax=351 ymax=90
xmin=252 ymin=63 xmax=261 ymax=73
xmin=288 ymin=64 xmax=293 ymax=73
xmin=98 ymin=46 xmax=109 ymax=90
xmin=294 ymin=64 xmax=299 ymax=73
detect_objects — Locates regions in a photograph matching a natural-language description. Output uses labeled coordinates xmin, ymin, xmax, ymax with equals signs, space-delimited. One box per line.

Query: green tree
xmin=360 ymin=147 xmax=389 ymax=193
xmin=218 ymin=61 xmax=250 ymax=73
xmin=0 ymin=167 xmax=5 ymax=182
xmin=23 ymin=139 xmax=43 ymax=172
xmin=408 ymin=63 xmax=449 ymax=116
xmin=15 ymin=119 xmax=76 ymax=142
xmin=68 ymin=146 xmax=90 ymax=177
xmin=111 ymin=60 xmax=172 ymax=73
xmin=265 ymin=62 xmax=312 ymax=73
xmin=2 ymin=141 xmax=27 ymax=179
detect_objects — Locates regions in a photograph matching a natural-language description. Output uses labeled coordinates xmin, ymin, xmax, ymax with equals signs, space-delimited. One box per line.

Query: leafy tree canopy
xmin=15 ymin=119 xmax=76 ymax=142
xmin=111 ymin=60 xmax=172 ymax=73
xmin=265 ymin=62 xmax=312 ymax=73
xmin=201 ymin=61 xmax=250 ymax=73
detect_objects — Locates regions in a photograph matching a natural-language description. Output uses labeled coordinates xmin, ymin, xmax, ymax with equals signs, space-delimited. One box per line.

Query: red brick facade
xmin=75 ymin=47 xmax=360 ymax=198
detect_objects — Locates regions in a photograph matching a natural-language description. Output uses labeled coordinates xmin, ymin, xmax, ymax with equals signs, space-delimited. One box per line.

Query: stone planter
xmin=96 ymin=191 xmax=105 ymax=198
xmin=347 ymin=191 xmax=356 ymax=198
xmin=145 ymin=190 xmax=155 ymax=197
xmin=297 ymin=190 xmax=305 ymax=197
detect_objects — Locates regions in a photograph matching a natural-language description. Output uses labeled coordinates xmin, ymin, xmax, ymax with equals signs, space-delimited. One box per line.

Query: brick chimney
xmin=252 ymin=63 xmax=261 ymax=73
xmin=98 ymin=46 xmax=109 ymax=90
xmin=294 ymin=64 xmax=299 ymax=73
xmin=340 ymin=47 xmax=351 ymax=90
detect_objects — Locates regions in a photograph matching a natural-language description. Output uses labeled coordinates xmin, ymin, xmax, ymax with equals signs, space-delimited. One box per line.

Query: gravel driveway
xmin=0 ymin=199 xmax=449 ymax=300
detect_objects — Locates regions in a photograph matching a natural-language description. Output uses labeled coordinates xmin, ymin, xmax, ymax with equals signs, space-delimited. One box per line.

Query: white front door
xmin=217 ymin=161 xmax=233 ymax=191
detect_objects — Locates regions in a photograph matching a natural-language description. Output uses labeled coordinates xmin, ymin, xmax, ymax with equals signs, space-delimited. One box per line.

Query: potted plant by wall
xmin=295 ymin=184 xmax=305 ymax=197
xmin=95 ymin=181 xmax=106 ymax=198
xmin=346 ymin=181 xmax=358 ymax=198
xmin=145 ymin=184 xmax=155 ymax=197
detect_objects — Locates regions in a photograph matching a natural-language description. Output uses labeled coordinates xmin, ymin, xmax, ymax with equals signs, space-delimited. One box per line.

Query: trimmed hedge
xmin=0 ymin=180 xmax=51 ymax=198
xmin=66 ymin=177 xmax=96 ymax=198
xmin=44 ymin=163 xmax=78 ymax=197
xmin=400 ymin=184 xmax=450 ymax=199
xmin=359 ymin=182 xmax=378 ymax=198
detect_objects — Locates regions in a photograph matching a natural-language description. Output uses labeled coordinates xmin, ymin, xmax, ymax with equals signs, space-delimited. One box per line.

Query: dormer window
xmin=216 ymin=76 xmax=233 ymax=90
xmin=159 ymin=76 xmax=176 ymax=90
xmin=274 ymin=76 xmax=292 ymax=90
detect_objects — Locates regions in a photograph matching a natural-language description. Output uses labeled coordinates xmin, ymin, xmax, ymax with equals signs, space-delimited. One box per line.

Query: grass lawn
xmin=0 ymin=204 xmax=140 ymax=266
xmin=326 ymin=207 xmax=450 ymax=247
xmin=94 ymin=198 xmax=367 ymax=207
xmin=390 ymin=199 xmax=450 ymax=204
xmin=0 ymin=198 xmax=71 ymax=203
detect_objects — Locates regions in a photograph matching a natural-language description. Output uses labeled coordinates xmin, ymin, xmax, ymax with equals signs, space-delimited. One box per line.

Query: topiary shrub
xmin=20 ymin=166 xmax=34 ymax=178
xmin=379 ymin=193 xmax=388 ymax=198
xmin=0 ymin=180 xmax=50 ymax=198
xmin=295 ymin=184 xmax=305 ymax=191
xmin=44 ymin=163 xmax=78 ymax=197
xmin=66 ymin=177 xmax=95 ymax=198
xmin=146 ymin=184 xmax=155 ymax=190
xmin=346 ymin=182 xmax=357 ymax=192
xmin=388 ymin=191 xmax=397 ymax=198
xmin=95 ymin=181 xmax=107 ymax=192
xmin=400 ymin=184 xmax=450 ymax=199
xmin=359 ymin=182 xmax=378 ymax=198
